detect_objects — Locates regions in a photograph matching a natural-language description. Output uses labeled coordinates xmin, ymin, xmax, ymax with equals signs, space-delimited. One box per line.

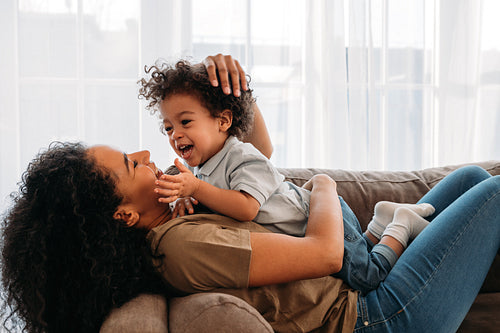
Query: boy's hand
xmin=155 ymin=159 xmax=201 ymax=203
xmin=172 ymin=196 xmax=199 ymax=217
xmin=203 ymin=54 xmax=248 ymax=97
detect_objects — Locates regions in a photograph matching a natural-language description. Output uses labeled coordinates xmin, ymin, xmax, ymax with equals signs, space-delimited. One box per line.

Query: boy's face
xmin=160 ymin=93 xmax=230 ymax=167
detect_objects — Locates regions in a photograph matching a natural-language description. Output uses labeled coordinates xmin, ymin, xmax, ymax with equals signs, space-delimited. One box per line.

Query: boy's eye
xmin=181 ymin=119 xmax=191 ymax=126
xmin=164 ymin=126 xmax=172 ymax=132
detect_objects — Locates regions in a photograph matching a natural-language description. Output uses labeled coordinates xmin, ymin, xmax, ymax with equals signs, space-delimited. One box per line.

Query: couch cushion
xmin=168 ymin=293 xmax=273 ymax=333
xmin=100 ymin=294 xmax=168 ymax=333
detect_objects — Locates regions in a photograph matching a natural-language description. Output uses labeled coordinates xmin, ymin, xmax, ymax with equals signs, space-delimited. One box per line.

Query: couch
xmin=100 ymin=160 xmax=500 ymax=333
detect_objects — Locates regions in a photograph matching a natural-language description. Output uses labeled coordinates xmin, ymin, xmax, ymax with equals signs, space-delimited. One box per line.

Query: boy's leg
xmin=355 ymin=208 xmax=435 ymax=294
xmin=355 ymin=175 xmax=500 ymax=332
xmin=336 ymin=197 xmax=396 ymax=294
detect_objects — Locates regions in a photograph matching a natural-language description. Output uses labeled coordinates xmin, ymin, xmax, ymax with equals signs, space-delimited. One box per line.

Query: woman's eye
xmin=181 ymin=119 xmax=191 ymax=126
xmin=133 ymin=160 xmax=138 ymax=168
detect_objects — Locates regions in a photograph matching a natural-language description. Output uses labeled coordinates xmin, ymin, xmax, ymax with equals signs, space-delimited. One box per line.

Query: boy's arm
xmin=156 ymin=159 xmax=260 ymax=221
xmin=192 ymin=179 xmax=261 ymax=222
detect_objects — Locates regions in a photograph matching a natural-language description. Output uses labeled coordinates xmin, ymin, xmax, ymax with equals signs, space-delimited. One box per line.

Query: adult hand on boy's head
xmin=203 ymin=54 xmax=248 ymax=97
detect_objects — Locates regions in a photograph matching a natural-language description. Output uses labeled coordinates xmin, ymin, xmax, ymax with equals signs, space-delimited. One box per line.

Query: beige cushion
xmin=100 ymin=294 xmax=168 ymax=333
xmin=168 ymin=293 xmax=273 ymax=333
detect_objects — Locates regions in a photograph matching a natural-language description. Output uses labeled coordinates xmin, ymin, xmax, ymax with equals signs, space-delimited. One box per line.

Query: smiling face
xmin=88 ymin=145 xmax=172 ymax=229
xmin=160 ymin=93 xmax=232 ymax=167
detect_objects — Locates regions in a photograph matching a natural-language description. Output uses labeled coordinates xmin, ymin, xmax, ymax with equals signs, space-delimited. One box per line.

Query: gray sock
xmin=367 ymin=201 xmax=435 ymax=240
xmin=381 ymin=207 xmax=431 ymax=248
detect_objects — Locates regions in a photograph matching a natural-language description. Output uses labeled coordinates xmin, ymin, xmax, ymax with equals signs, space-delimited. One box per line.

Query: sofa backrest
xmin=279 ymin=160 xmax=500 ymax=229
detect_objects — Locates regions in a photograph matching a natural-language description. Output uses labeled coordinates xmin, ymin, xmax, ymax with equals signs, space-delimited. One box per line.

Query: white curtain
xmin=1 ymin=0 xmax=500 ymax=212
xmin=304 ymin=0 xmax=499 ymax=171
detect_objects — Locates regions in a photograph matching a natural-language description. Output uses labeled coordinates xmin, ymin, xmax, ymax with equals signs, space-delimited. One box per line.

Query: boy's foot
xmin=367 ymin=201 xmax=435 ymax=239
xmin=381 ymin=207 xmax=431 ymax=248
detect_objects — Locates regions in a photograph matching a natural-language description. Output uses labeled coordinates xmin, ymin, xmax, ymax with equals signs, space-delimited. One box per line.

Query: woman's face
xmin=88 ymin=145 xmax=172 ymax=229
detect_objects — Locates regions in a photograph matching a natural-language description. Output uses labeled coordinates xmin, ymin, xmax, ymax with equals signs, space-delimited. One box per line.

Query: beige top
xmin=148 ymin=214 xmax=358 ymax=333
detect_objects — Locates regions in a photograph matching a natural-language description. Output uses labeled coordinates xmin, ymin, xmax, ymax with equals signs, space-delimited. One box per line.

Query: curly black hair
xmin=138 ymin=59 xmax=255 ymax=139
xmin=1 ymin=142 xmax=165 ymax=333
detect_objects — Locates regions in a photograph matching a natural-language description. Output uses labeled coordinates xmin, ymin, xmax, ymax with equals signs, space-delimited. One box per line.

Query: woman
xmin=0 ymin=142 xmax=168 ymax=332
xmin=2 ymin=55 xmax=500 ymax=332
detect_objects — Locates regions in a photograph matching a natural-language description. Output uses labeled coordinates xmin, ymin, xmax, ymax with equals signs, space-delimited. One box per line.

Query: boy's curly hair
xmin=138 ymin=60 xmax=255 ymax=139
xmin=1 ymin=142 xmax=165 ymax=332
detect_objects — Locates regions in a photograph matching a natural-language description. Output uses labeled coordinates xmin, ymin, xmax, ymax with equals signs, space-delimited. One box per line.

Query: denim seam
xmin=357 ymin=187 xmax=500 ymax=330
xmin=355 ymin=295 xmax=369 ymax=329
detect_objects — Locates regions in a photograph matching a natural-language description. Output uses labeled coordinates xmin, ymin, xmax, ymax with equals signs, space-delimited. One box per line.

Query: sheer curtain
xmin=307 ymin=0 xmax=499 ymax=170
xmin=1 ymin=0 xmax=499 ymax=212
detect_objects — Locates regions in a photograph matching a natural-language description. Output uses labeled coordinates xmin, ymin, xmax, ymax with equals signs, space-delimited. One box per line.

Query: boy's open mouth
xmin=178 ymin=145 xmax=194 ymax=159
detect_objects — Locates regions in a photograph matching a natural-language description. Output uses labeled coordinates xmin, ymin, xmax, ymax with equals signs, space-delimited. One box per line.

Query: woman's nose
xmin=128 ymin=150 xmax=150 ymax=163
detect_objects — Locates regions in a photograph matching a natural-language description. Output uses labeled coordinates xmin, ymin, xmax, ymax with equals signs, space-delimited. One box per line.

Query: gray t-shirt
xmin=190 ymin=136 xmax=311 ymax=236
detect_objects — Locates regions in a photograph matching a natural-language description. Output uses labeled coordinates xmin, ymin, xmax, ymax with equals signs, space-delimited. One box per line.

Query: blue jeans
xmin=354 ymin=166 xmax=500 ymax=332
xmin=334 ymin=197 xmax=397 ymax=294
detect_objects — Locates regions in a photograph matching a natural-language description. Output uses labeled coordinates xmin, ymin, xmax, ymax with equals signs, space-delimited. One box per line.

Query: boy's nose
xmin=172 ymin=128 xmax=183 ymax=139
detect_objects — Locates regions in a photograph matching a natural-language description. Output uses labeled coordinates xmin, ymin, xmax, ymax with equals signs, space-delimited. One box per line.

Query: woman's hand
xmin=203 ymin=54 xmax=248 ymax=97
xmin=203 ymin=54 xmax=273 ymax=159
xmin=302 ymin=174 xmax=336 ymax=191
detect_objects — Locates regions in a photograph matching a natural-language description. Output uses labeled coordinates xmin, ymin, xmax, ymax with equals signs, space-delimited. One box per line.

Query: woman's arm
xmin=248 ymin=174 xmax=344 ymax=286
xmin=241 ymin=103 xmax=273 ymax=159
xmin=203 ymin=54 xmax=273 ymax=158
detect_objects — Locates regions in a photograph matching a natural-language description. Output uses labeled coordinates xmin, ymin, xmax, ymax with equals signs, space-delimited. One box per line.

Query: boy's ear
xmin=113 ymin=205 xmax=140 ymax=227
xmin=219 ymin=109 xmax=233 ymax=132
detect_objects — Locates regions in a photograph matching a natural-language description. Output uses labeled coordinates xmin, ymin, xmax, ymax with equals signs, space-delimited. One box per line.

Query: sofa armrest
xmin=100 ymin=294 xmax=168 ymax=333
xmin=168 ymin=293 xmax=273 ymax=333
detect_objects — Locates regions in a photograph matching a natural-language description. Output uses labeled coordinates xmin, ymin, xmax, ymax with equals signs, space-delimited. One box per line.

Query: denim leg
xmin=417 ymin=165 xmax=491 ymax=221
xmin=355 ymin=174 xmax=500 ymax=332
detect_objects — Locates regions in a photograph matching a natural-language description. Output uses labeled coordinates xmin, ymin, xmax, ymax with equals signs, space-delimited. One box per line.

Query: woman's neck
xmin=146 ymin=207 xmax=174 ymax=230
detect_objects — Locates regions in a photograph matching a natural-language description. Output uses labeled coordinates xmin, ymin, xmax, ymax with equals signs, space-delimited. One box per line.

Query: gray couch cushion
xmin=100 ymin=294 xmax=168 ymax=333
xmin=168 ymin=293 xmax=273 ymax=333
